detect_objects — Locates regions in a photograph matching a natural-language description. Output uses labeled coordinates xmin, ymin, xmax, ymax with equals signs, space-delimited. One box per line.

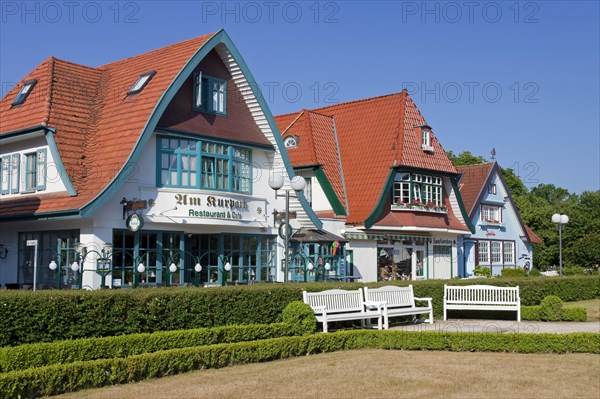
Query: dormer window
xmin=421 ymin=129 xmax=434 ymax=152
xmin=12 ymin=80 xmax=37 ymax=106
xmin=128 ymin=71 xmax=156 ymax=95
xmin=193 ymin=72 xmax=227 ymax=115
xmin=284 ymin=136 xmax=298 ymax=148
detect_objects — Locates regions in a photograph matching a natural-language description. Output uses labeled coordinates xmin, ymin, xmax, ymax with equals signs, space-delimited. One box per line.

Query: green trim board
xmin=79 ymin=29 xmax=322 ymax=229
xmin=155 ymin=128 xmax=275 ymax=151
xmin=314 ymin=166 xmax=346 ymax=216
xmin=364 ymin=168 xmax=396 ymax=229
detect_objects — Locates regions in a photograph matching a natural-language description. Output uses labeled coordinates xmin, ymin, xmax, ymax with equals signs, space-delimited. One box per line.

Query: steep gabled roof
xmin=456 ymin=162 xmax=495 ymax=216
xmin=0 ymin=34 xmax=215 ymax=218
xmin=275 ymin=110 xmax=347 ymax=214
xmin=276 ymin=91 xmax=459 ymax=224
xmin=457 ymin=162 xmax=543 ymax=244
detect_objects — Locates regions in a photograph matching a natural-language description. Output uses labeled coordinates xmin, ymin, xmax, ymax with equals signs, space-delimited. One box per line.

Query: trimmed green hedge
xmin=1 ymin=276 xmax=598 ymax=346
xmin=0 ymin=323 xmax=298 ymax=373
xmin=1 ymin=331 xmax=598 ymax=398
xmin=521 ymin=295 xmax=587 ymax=322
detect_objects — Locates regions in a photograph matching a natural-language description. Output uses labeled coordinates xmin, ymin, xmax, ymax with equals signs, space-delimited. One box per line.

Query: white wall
xmin=346 ymin=240 xmax=377 ymax=282
xmin=0 ymin=135 xmax=70 ymax=197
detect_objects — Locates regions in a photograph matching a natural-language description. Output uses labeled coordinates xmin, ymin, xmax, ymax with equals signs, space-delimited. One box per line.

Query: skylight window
xmin=128 ymin=71 xmax=156 ymax=95
xmin=12 ymin=80 xmax=37 ymax=106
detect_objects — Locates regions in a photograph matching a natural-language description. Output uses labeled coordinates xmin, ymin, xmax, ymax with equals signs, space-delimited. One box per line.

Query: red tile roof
xmin=375 ymin=208 xmax=467 ymax=232
xmin=276 ymin=91 xmax=459 ymax=224
xmin=275 ymin=110 xmax=347 ymax=213
xmin=524 ymin=224 xmax=543 ymax=244
xmin=0 ymin=34 xmax=215 ymax=219
xmin=456 ymin=162 xmax=495 ymax=216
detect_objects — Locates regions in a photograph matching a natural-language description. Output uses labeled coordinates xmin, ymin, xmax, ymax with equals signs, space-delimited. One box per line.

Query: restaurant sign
xmin=151 ymin=191 xmax=266 ymax=223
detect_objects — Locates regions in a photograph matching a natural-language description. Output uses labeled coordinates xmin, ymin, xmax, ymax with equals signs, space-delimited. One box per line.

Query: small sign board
xmin=26 ymin=240 xmax=38 ymax=246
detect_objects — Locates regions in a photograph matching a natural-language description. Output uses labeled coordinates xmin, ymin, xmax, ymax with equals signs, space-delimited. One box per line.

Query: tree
xmin=500 ymin=167 xmax=529 ymax=198
xmin=446 ymin=151 xmax=487 ymax=166
xmin=566 ymin=233 xmax=600 ymax=269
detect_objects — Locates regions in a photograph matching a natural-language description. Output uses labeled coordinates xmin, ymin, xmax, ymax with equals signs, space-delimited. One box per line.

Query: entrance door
xmin=432 ymin=245 xmax=452 ymax=279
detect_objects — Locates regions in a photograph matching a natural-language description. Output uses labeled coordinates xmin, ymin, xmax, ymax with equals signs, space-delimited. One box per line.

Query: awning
xmin=290 ymin=228 xmax=346 ymax=243
xmin=344 ymin=232 xmax=430 ymax=243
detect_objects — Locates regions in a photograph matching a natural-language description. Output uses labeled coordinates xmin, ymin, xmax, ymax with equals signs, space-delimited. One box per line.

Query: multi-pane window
xmin=1 ymin=150 xmax=46 ymax=195
xmin=158 ymin=137 xmax=251 ymax=194
xmin=481 ymin=205 xmax=502 ymax=223
xmin=393 ymin=173 xmax=443 ymax=206
xmin=477 ymin=240 xmax=515 ymax=265
xmin=421 ymin=129 xmax=431 ymax=147
xmin=304 ymin=177 xmax=312 ymax=205
xmin=478 ymin=240 xmax=489 ymax=264
xmin=503 ymin=242 xmax=515 ymax=264
xmin=24 ymin=149 xmax=46 ymax=192
xmin=194 ymin=72 xmax=227 ymax=115
xmin=491 ymin=241 xmax=502 ymax=263
xmin=488 ymin=183 xmax=497 ymax=194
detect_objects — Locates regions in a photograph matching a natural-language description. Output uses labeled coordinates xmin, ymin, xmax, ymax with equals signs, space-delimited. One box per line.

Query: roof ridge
xmin=280 ymin=109 xmax=306 ymax=136
xmin=395 ymin=90 xmax=407 ymax=164
xmin=51 ymin=56 xmax=100 ymax=71
xmin=305 ymin=110 xmax=319 ymax=164
xmin=43 ymin=57 xmax=56 ymax=126
xmin=99 ymin=33 xmax=216 ymax=68
xmin=309 ymin=91 xmax=404 ymax=113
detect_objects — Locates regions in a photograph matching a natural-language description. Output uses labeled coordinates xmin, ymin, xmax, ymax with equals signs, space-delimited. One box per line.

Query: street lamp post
xmin=269 ymin=173 xmax=306 ymax=283
xmin=551 ymin=213 xmax=569 ymax=277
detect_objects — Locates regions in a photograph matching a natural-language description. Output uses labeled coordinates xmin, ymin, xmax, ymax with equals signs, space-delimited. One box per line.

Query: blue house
xmin=456 ymin=162 xmax=542 ymax=276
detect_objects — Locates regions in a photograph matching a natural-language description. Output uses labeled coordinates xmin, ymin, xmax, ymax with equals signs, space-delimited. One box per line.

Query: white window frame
xmin=478 ymin=240 xmax=490 ymax=264
xmin=503 ymin=241 xmax=515 ymax=265
xmin=481 ymin=205 xmax=502 ymax=223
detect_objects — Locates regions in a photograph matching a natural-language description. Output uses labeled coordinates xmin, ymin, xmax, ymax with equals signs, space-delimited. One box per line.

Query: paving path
xmin=390 ymin=320 xmax=600 ymax=334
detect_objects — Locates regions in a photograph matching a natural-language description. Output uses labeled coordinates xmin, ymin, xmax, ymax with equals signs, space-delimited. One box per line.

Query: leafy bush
xmin=282 ymin=301 xmax=317 ymax=335
xmin=0 ymin=323 xmax=297 ymax=373
xmin=1 ymin=276 xmax=598 ymax=346
xmin=563 ymin=266 xmax=585 ymax=276
xmin=501 ymin=268 xmax=527 ymax=278
xmin=521 ymin=295 xmax=587 ymax=321
xmin=473 ymin=265 xmax=491 ymax=278
xmin=1 ymin=331 xmax=598 ymax=398
xmin=539 ymin=295 xmax=564 ymax=320
xmin=528 ymin=268 xmax=541 ymax=277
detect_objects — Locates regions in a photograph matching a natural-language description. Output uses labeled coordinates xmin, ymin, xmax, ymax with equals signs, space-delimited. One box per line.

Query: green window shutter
xmin=193 ymin=72 xmax=203 ymax=110
xmin=0 ymin=156 xmax=7 ymax=195
xmin=36 ymin=148 xmax=47 ymax=190
xmin=11 ymin=153 xmax=20 ymax=194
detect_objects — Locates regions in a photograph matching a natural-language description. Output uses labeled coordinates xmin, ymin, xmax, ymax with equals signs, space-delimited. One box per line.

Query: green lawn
xmin=564 ymin=298 xmax=600 ymax=321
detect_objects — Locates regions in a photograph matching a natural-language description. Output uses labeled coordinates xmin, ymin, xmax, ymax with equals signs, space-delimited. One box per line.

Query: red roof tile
xmin=0 ymin=34 xmax=215 ymax=219
xmin=275 ymin=110 xmax=347 ymax=213
xmin=277 ymin=91 xmax=459 ymax=225
xmin=456 ymin=163 xmax=495 ymax=216
xmin=375 ymin=208 xmax=467 ymax=231
xmin=525 ymin=224 xmax=543 ymax=244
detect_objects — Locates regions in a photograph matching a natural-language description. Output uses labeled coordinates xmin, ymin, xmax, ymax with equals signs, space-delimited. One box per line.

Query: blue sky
xmin=1 ymin=1 xmax=598 ymax=193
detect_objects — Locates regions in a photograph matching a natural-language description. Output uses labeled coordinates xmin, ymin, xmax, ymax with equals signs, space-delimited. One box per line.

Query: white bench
xmin=444 ymin=284 xmax=521 ymax=321
xmin=364 ymin=285 xmax=433 ymax=329
xmin=302 ymin=289 xmax=385 ymax=333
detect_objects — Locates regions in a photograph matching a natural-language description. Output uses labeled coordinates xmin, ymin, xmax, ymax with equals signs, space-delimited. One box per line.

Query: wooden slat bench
xmin=302 ymin=289 xmax=385 ymax=333
xmin=364 ymin=285 xmax=433 ymax=329
xmin=444 ymin=284 xmax=521 ymax=321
